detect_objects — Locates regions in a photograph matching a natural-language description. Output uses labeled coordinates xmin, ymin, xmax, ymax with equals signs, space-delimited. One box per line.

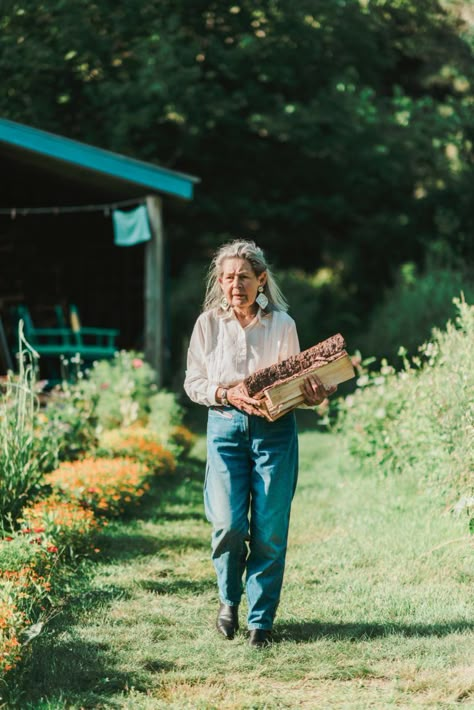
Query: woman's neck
xmin=233 ymin=304 xmax=258 ymax=326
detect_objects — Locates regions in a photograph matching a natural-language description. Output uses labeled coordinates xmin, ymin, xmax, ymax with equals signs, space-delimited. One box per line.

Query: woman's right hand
xmin=227 ymin=382 xmax=265 ymax=417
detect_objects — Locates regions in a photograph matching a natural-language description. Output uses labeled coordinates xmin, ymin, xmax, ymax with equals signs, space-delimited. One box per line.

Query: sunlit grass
xmin=4 ymin=428 xmax=473 ymax=709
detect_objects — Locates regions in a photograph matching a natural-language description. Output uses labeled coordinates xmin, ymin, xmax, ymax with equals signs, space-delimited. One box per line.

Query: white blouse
xmin=184 ymin=307 xmax=301 ymax=407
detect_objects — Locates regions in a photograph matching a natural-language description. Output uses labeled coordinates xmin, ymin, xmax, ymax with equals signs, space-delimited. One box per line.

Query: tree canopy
xmin=1 ymin=0 xmax=473 ymax=332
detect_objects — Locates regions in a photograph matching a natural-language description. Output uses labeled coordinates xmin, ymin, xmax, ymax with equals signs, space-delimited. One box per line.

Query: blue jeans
xmin=204 ymin=406 xmax=299 ymax=630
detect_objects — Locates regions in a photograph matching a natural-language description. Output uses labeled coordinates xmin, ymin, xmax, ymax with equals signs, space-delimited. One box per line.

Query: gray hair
xmin=202 ymin=239 xmax=289 ymax=312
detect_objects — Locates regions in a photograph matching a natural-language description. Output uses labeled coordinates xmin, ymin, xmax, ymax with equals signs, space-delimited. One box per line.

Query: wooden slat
xmin=258 ymin=353 xmax=355 ymax=422
xmin=264 ymin=354 xmax=355 ymax=407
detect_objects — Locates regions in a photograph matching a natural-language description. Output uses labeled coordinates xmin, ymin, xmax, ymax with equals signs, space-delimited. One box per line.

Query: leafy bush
xmin=45 ymin=457 xmax=155 ymax=517
xmin=34 ymin=375 xmax=100 ymax=472
xmin=0 ymin=536 xmax=57 ymax=674
xmin=276 ymin=267 xmax=358 ymax=350
xmin=86 ymin=351 xmax=158 ymax=430
xmin=97 ymin=427 xmax=176 ymax=474
xmin=337 ymin=297 xmax=474 ymax=528
xmin=19 ymin=496 xmax=101 ymax=559
xmin=359 ymin=257 xmax=474 ymax=365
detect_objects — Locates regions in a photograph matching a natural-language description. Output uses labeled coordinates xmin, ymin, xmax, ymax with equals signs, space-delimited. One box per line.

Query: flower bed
xmin=0 ymin=345 xmax=193 ymax=680
xmin=98 ymin=428 xmax=176 ymax=475
xmin=0 ymin=540 xmax=56 ymax=675
xmin=0 ymin=448 xmax=177 ymax=676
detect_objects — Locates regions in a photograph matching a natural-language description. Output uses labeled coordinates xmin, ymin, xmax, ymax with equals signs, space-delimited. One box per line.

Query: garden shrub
xmin=359 ymin=258 xmax=474 ymax=365
xmin=45 ymin=457 xmax=155 ymax=517
xmin=146 ymin=391 xmax=196 ymax=456
xmin=34 ymin=375 xmax=100 ymax=472
xmin=86 ymin=351 xmax=158 ymax=430
xmin=337 ymin=297 xmax=474 ymax=529
xmin=19 ymin=495 xmax=101 ymax=559
xmin=97 ymin=427 xmax=176 ymax=475
xmin=0 ymin=537 xmax=58 ymax=675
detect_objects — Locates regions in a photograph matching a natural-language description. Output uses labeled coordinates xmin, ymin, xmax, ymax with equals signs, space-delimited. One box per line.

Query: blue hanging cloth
xmin=112 ymin=204 xmax=152 ymax=246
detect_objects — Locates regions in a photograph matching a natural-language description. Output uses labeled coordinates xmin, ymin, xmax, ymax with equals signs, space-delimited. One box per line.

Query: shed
xmin=0 ymin=117 xmax=200 ymax=385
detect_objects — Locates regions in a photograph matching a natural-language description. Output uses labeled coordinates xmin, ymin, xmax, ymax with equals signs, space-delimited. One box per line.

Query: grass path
xmin=10 ymin=423 xmax=474 ymax=709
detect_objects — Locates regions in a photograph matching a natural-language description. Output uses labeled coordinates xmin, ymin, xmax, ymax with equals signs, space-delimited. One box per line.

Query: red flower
xmin=47 ymin=545 xmax=58 ymax=554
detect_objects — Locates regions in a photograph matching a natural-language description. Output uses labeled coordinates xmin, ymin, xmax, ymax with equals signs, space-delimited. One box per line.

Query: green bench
xmin=13 ymin=304 xmax=119 ymax=363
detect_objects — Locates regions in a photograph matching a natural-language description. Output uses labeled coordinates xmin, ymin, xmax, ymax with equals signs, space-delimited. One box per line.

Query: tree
xmin=1 ymin=0 xmax=473 ymax=336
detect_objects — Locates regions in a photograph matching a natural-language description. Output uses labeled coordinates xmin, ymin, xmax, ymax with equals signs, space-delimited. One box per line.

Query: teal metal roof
xmin=0 ymin=118 xmax=199 ymax=200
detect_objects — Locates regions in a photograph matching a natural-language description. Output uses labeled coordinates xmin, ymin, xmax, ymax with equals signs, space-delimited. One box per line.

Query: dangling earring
xmin=256 ymin=285 xmax=269 ymax=310
xmin=220 ymin=296 xmax=230 ymax=310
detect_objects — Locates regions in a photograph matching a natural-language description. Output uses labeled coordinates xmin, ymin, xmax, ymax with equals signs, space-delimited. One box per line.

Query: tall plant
xmin=0 ymin=323 xmax=44 ymax=529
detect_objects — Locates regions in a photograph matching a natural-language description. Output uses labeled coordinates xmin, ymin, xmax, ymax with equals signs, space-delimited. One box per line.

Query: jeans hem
xmin=247 ymin=624 xmax=272 ymax=631
xmin=220 ymin=598 xmax=240 ymax=607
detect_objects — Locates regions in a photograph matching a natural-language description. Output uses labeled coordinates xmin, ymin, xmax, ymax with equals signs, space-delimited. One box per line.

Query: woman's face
xmin=219 ymin=257 xmax=266 ymax=311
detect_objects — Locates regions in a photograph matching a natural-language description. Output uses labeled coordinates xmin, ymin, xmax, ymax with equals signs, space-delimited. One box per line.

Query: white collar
xmin=218 ymin=306 xmax=270 ymax=327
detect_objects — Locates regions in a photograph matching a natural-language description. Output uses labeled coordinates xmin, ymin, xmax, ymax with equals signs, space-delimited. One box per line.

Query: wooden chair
xmin=12 ymin=304 xmax=119 ymax=363
xmin=13 ymin=305 xmax=75 ymax=357
xmin=67 ymin=304 xmax=119 ymax=360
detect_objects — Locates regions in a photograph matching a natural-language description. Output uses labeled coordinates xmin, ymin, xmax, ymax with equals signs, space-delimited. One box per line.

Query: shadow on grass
xmin=139 ymin=576 xmax=215 ymax=595
xmin=10 ymin=631 xmax=176 ymax=709
xmin=276 ymin=619 xmax=474 ymax=643
xmin=121 ymin=456 xmax=206 ymax=522
xmin=95 ymin=530 xmax=209 ymax=562
xmin=4 ymin=456 xmax=210 ymax=706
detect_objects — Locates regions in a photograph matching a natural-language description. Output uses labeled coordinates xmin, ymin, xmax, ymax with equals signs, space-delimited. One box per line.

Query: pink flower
xmin=132 ymin=358 xmax=143 ymax=368
xmin=100 ymin=383 xmax=109 ymax=390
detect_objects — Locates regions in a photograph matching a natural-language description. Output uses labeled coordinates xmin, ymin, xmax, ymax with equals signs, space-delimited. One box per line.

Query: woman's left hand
xmin=301 ymin=374 xmax=337 ymax=406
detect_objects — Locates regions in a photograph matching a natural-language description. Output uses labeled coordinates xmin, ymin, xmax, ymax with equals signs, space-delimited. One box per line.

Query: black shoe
xmin=216 ymin=603 xmax=239 ymax=640
xmin=248 ymin=629 xmax=272 ymax=648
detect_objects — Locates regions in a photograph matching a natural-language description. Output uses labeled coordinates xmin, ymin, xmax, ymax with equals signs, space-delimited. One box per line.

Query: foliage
xmin=45 ymin=457 xmax=155 ymax=517
xmin=97 ymin=427 xmax=176 ymax=475
xmin=19 ymin=495 xmax=101 ymax=560
xmin=85 ymin=351 xmax=158 ymax=430
xmin=359 ymin=249 xmax=474 ymax=363
xmin=337 ymin=296 xmax=474 ymax=528
xmin=0 ymin=537 xmax=57 ymax=676
xmin=0 ymin=333 xmax=45 ymax=528
xmin=146 ymin=390 xmax=197 ymax=456
xmin=167 ymin=425 xmax=198 ymax=459
xmin=33 ymin=374 xmax=100 ymax=473
xmin=1 ymin=0 xmax=473 ymax=345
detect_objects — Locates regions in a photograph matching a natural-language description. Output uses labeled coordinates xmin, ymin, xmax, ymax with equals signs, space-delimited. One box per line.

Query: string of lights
xmin=0 ymin=196 xmax=145 ymax=218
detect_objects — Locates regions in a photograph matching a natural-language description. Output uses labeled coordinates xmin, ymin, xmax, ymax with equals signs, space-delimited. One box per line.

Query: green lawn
xmin=6 ymin=419 xmax=473 ymax=709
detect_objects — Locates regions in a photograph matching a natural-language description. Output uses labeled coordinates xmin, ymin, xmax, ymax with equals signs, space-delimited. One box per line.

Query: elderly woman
xmin=184 ymin=239 xmax=335 ymax=648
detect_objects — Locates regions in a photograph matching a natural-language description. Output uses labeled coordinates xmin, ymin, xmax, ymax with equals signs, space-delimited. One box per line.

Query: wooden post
xmin=0 ymin=316 xmax=14 ymax=372
xmin=144 ymin=195 xmax=164 ymax=388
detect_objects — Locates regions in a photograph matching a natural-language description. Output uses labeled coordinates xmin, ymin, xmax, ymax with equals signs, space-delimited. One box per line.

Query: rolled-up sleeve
xmin=183 ymin=317 xmax=218 ymax=407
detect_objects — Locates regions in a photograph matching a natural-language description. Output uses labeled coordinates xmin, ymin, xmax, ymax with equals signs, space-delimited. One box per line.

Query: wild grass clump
xmin=0 ymin=328 xmax=44 ymax=527
xmin=337 ymin=296 xmax=474 ymax=529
